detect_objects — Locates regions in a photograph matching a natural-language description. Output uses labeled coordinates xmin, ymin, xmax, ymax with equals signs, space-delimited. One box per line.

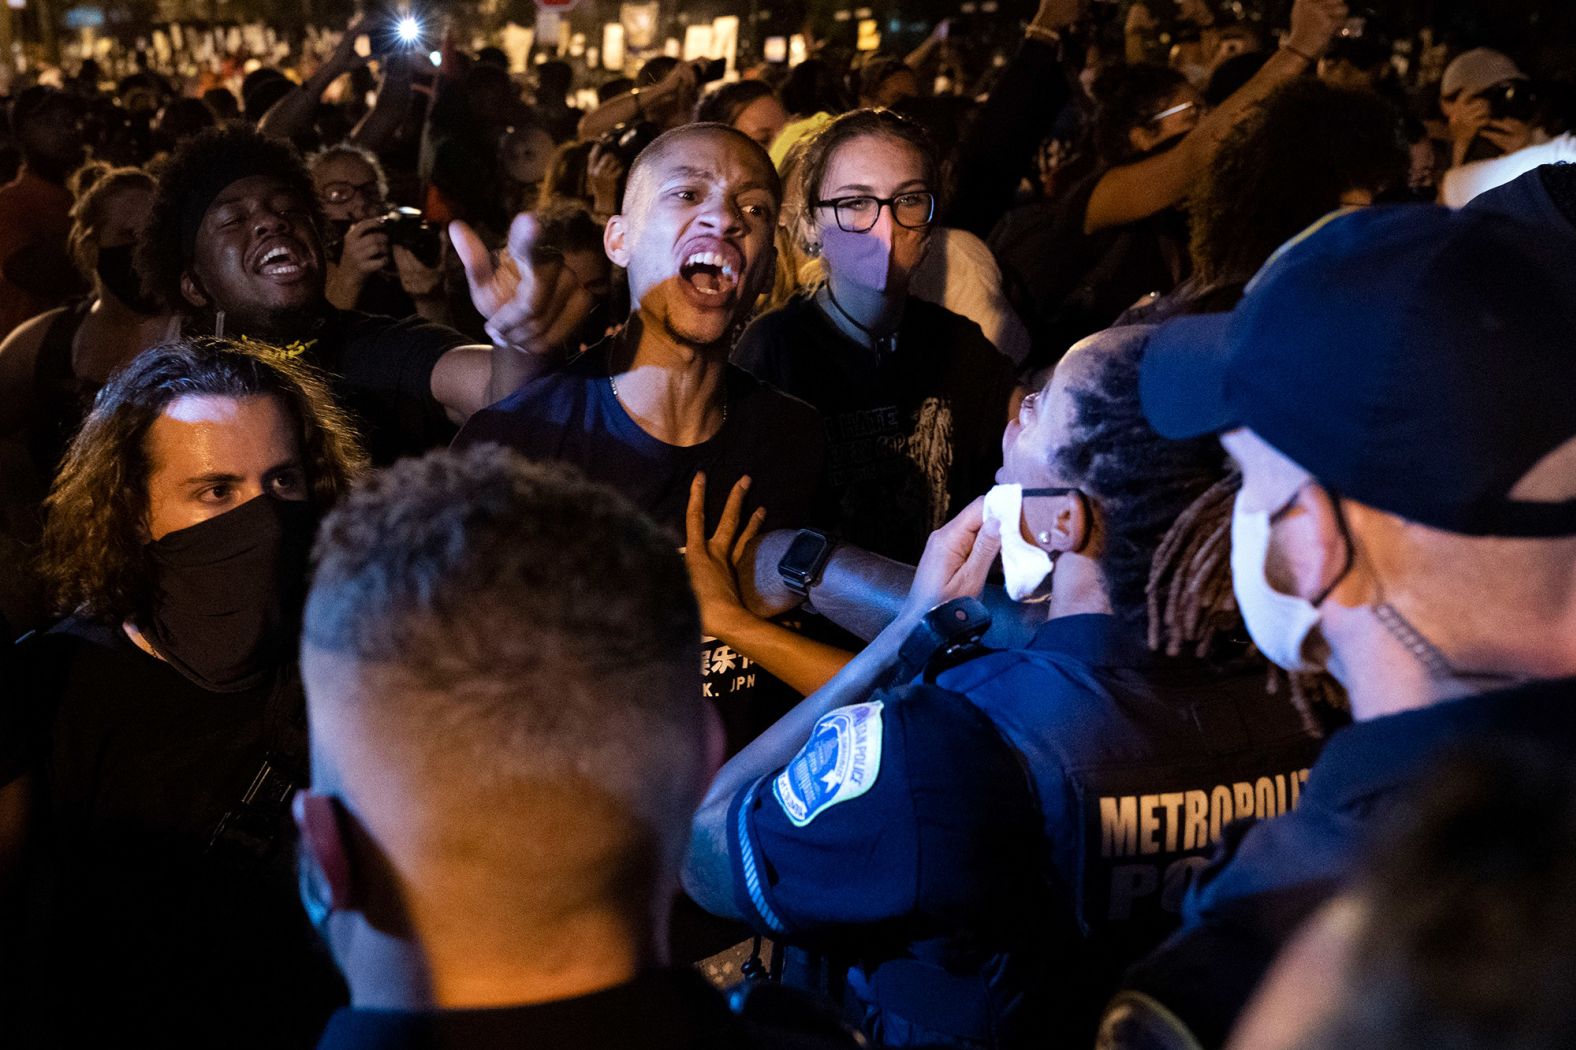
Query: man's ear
xmin=293 ymin=790 xmax=355 ymax=910
xmin=179 ymin=270 xmax=209 ymax=309
xmin=603 ymin=214 xmax=631 ymax=268
xmin=1279 ymin=485 xmax=1363 ymax=606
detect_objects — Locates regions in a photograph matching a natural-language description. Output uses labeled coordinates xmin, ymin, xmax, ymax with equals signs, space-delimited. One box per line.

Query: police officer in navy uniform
xmin=684 ymin=325 xmax=1326 ymax=1049
xmin=1096 ymin=203 xmax=1576 ymax=1050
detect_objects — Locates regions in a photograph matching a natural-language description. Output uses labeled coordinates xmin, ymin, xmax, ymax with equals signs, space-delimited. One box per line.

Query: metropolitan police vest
xmin=934 ymin=613 xmax=1323 ymax=1039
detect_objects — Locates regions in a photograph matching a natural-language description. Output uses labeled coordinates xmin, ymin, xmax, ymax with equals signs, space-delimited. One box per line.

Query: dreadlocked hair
xmin=1055 ymin=327 xmax=1233 ymax=642
xmin=1146 ymin=467 xmax=1351 ymax=736
xmin=1147 ymin=470 xmax=1240 ymax=659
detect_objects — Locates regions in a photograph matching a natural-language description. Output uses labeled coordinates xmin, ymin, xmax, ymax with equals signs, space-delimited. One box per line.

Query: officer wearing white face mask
xmin=684 ymin=325 xmax=1322 ymax=1050
xmin=1100 ymin=204 xmax=1576 ymax=1050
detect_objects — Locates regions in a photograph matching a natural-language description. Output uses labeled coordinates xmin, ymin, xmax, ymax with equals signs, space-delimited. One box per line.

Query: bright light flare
xmin=395 ymin=14 xmax=422 ymax=45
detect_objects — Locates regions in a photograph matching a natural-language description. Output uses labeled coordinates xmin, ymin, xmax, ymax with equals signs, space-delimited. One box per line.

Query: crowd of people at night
xmin=0 ymin=0 xmax=1574 ymax=1046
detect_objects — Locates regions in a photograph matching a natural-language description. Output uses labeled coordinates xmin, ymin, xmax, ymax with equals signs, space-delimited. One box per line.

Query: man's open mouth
xmin=679 ymin=250 xmax=739 ymax=298
xmin=254 ymin=241 xmax=311 ymax=279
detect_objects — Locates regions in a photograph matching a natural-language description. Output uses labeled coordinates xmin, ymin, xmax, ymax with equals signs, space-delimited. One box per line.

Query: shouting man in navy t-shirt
xmin=451 ymin=123 xmax=826 ymax=755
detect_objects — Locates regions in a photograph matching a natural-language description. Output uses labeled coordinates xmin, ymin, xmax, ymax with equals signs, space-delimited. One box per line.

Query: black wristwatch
xmin=777 ymin=529 xmax=835 ymax=598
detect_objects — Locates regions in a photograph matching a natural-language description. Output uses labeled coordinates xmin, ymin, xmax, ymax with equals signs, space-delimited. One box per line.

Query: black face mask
xmin=96 ymin=243 xmax=161 ymax=315
xmin=140 ymin=495 xmax=319 ymax=693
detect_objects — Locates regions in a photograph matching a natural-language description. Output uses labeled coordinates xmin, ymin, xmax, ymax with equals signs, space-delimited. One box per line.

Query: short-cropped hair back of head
xmin=303 ymin=447 xmax=707 ymax=876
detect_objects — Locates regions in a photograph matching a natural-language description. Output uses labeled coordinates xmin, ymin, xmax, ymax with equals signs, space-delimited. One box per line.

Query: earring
xmin=1036 ymin=531 xmax=1052 ymax=545
xmin=806 ymin=242 xmax=821 ymax=257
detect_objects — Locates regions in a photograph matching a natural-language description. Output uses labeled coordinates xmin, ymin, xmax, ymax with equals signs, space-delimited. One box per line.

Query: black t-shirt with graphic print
xmin=734 ymin=293 xmax=1017 ymax=563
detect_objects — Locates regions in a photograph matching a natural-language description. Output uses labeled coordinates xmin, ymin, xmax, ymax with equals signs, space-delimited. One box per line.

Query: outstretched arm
xmin=737 ymin=527 xmax=1047 ymax=649
xmin=259 ymin=20 xmax=367 ymax=142
xmin=577 ymin=61 xmax=697 ymax=141
xmin=350 ymin=51 xmax=416 ymax=153
xmin=433 ymin=212 xmax=599 ymax=418
xmin=947 ymin=0 xmax=1083 ymax=238
xmin=1084 ymin=0 xmax=1347 ymax=234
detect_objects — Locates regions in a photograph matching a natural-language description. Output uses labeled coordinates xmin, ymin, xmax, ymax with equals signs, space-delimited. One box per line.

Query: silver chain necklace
xmin=607 ymin=345 xmax=728 ymax=424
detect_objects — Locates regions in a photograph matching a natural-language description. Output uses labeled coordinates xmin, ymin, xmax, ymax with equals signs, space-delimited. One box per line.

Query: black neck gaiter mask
xmin=140 ymin=495 xmax=319 ymax=693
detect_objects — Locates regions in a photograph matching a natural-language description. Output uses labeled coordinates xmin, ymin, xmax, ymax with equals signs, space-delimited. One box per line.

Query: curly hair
xmin=137 ymin=122 xmax=324 ymax=313
xmin=66 ymin=162 xmax=155 ymax=281
xmin=792 ymin=108 xmax=942 ymax=252
xmin=1190 ymin=79 xmax=1408 ymax=286
xmin=38 ymin=338 xmax=366 ymax=622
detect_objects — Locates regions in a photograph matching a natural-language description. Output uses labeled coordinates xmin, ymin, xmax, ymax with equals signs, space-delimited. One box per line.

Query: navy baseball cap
xmin=1140 ymin=204 xmax=1576 ymax=537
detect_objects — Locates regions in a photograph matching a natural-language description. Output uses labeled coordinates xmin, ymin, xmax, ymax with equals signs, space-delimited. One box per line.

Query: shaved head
xmin=622 ymin=122 xmax=782 ymax=219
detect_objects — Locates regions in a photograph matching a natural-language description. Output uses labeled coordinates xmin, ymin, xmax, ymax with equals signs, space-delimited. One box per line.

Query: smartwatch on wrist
xmin=777 ymin=529 xmax=835 ymax=599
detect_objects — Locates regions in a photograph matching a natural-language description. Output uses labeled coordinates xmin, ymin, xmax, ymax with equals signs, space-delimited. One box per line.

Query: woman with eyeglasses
xmin=735 ymin=108 xmax=1021 ymax=563
xmin=308 ymin=144 xmax=448 ymax=325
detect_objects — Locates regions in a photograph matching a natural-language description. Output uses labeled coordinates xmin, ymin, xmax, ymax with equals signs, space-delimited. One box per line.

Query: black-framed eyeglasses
xmin=814 ymin=191 xmax=936 ymax=233
xmin=1022 ymin=487 xmax=1080 ymax=499
xmin=320 ymin=180 xmax=383 ymax=207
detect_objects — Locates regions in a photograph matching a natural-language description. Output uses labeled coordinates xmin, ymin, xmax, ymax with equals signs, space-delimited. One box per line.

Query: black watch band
xmin=893 ymin=597 xmax=993 ymax=684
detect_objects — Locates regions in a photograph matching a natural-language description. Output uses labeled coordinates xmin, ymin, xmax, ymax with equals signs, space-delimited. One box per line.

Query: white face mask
xmin=982 ymin=483 xmax=1055 ymax=602
xmin=1230 ymin=494 xmax=1323 ymax=673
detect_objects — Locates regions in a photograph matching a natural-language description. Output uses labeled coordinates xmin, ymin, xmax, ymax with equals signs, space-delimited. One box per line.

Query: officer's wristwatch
xmin=777 ymin=529 xmax=835 ymax=599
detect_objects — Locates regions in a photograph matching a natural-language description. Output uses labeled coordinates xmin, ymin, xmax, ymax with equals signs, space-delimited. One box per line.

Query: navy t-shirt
xmin=452 ymin=344 xmax=828 ymax=753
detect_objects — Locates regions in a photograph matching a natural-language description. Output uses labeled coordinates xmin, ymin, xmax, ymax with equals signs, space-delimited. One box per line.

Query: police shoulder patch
xmin=772 ymin=700 xmax=884 ymax=828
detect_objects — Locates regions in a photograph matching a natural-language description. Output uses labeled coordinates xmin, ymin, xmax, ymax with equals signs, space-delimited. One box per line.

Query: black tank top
xmin=28 ymin=297 xmax=95 ymax=482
